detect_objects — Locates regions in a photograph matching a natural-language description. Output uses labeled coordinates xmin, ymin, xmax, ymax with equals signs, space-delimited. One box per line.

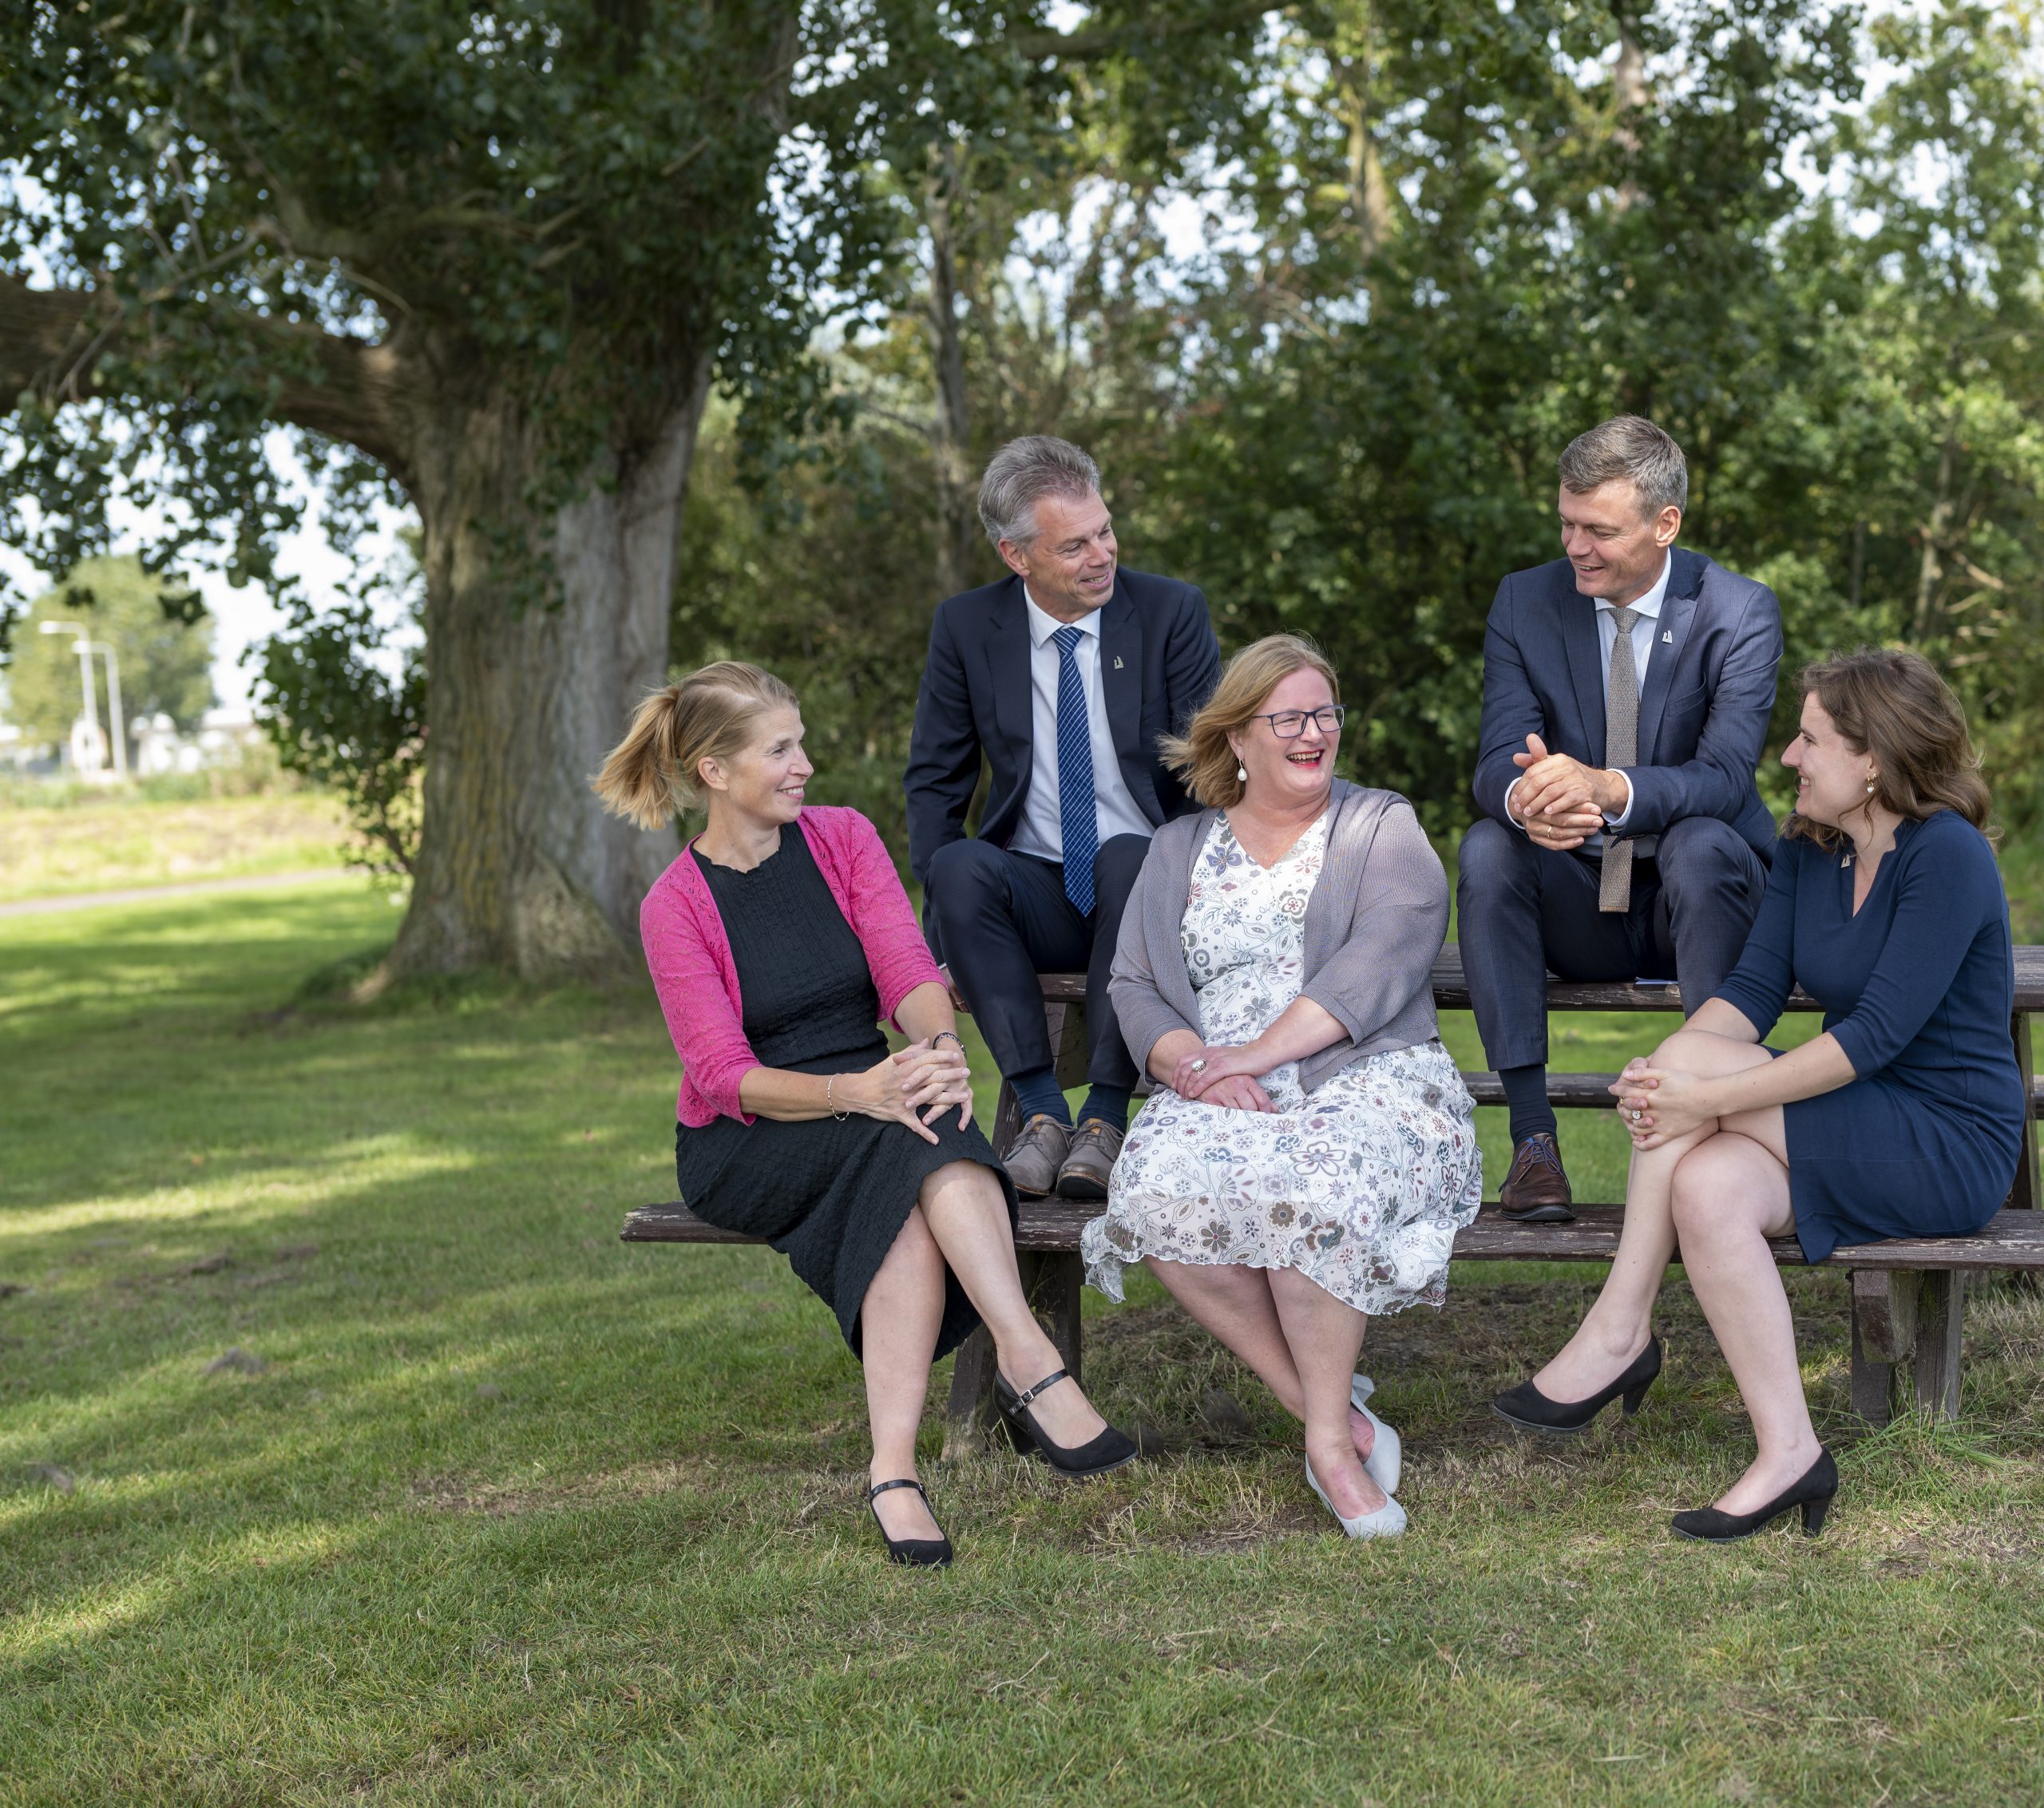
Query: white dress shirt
xmin=1506 ymin=552 xmax=1671 ymax=846
xmin=1009 ymin=588 xmax=1154 ymax=866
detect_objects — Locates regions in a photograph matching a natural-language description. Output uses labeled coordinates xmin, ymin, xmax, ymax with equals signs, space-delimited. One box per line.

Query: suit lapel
xmin=989 ymin=578 xmax=1033 ymax=761
xmin=1099 ymin=582 xmax=1142 ymax=767
xmin=1636 ymin=548 xmax=1704 ymax=762
xmin=1559 ymin=584 xmax=1608 ymax=766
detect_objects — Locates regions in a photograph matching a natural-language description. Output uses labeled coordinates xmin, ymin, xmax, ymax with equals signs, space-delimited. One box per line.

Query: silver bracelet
xmin=932 ymin=1031 xmax=964 ymax=1054
xmin=826 ymin=1074 xmax=850 ymax=1121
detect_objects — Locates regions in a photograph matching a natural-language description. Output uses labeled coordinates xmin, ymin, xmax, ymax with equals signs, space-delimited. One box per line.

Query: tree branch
xmin=0 ymin=272 xmax=416 ymax=488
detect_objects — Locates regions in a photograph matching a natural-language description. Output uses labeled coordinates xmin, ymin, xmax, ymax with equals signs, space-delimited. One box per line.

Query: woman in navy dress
xmin=1493 ymin=649 xmax=2024 ymax=1541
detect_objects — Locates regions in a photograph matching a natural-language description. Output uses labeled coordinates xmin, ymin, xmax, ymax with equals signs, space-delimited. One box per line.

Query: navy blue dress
xmin=1711 ymin=811 xmax=2025 ymax=1263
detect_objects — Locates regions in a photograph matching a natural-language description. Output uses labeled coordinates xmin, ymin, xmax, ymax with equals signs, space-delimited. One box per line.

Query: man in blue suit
xmin=1460 ymin=416 xmax=1782 ymax=1222
xmin=906 ymin=436 xmax=1221 ymax=1202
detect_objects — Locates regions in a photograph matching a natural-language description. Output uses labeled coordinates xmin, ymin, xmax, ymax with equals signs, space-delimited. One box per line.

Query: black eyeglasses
xmin=1251 ymin=706 xmax=1346 ymax=738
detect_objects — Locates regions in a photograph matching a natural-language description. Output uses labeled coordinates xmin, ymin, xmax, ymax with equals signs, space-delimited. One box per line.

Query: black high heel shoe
xmin=994 ymin=1368 xmax=1139 ymax=1478
xmin=1672 ymin=1449 xmax=1838 ymax=1543
xmin=1491 ymin=1336 xmax=1662 ymax=1436
xmin=868 ymin=1478 xmax=953 ymax=1568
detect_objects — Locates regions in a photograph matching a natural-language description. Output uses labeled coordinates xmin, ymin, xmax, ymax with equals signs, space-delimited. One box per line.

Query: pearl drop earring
xmin=1237 ymin=762 xmax=1248 ymax=782
xmin=1866 ymin=773 xmax=1878 ymax=793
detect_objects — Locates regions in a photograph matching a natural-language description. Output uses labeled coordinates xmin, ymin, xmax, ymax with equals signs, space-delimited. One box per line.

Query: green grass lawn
xmin=4 ymin=883 xmax=2043 ymax=1806
xmin=0 ymin=790 xmax=350 ymax=902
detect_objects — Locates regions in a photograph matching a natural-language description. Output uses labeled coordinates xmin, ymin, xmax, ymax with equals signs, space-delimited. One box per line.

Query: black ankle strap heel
xmin=992 ymin=1368 xmax=1139 ymax=1478
xmin=868 ymin=1478 xmax=953 ymax=1568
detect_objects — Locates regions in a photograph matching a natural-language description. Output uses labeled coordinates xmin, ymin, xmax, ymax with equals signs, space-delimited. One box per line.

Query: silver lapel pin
xmin=1661 ymin=629 xmax=1674 ymax=643
xmin=1113 ymin=655 xmax=1124 ymax=669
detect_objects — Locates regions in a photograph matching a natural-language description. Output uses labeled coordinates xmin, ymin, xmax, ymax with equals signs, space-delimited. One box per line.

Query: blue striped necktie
xmin=1052 ymin=624 xmax=1098 ymax=914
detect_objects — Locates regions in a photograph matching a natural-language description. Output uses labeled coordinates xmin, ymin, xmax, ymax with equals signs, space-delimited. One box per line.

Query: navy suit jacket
xmin=1470 ymin=547 xmax=1782 ymax=855
xmin=904 ymin=568 xmax=1222 ymax=909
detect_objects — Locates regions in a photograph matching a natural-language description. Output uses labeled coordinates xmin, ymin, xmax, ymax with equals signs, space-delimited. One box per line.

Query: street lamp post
xmin=38 ymin=619 xmax=104 ymax=778
xmin=97 ymin=642 xmax=129 ymax=780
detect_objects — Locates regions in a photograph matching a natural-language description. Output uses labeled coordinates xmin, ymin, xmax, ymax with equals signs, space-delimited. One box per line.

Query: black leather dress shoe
xmin=1491 ymin=1336 xmax=1662 ymax=1436
xmin=869 ymin=1478 xmax=953 ymax=1567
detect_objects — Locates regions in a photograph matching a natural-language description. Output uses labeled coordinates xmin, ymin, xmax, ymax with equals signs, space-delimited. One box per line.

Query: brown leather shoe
xmin=1498 ymin=1132 xmax=1574 ymax=1223
xmin=1003 ymin=1114 xmax=1071 ymax=1198
xmin=1056 ymin=1118 xmax=1124 ymax=1201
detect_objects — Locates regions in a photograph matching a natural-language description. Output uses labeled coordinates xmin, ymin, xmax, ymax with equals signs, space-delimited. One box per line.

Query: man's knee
xmin=1458 ymin=817 xmax=1534 ymax=900
xmin=1092 ymin=833 xmax=1151 ymax=910
xmin=926 ymin=837 xmax=1008 ymax=921
xmin=1656 ymin=817 xmax=1750 ymax=900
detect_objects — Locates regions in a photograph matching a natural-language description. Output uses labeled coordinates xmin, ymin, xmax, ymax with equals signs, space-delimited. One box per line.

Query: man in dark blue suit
xmin=906 ymin=437 xmax=1221 ymax=1201
xmin=1460 ymin=416 xmax=1782 ymax=1222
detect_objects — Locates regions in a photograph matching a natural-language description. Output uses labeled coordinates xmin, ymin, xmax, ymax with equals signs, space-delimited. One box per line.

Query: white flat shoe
xmin=1349 ymin=1374 xmax=1403 ymax=1497
xmin=1305 ymin=1454 xmax=1407 ymax=1541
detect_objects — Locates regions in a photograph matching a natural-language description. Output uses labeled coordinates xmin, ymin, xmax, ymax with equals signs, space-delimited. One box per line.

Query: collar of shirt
xmin=1024 ymin=587 xmax=1103 ymax=647
xmin=1594 ymin=552 xmax=1672 ymax=624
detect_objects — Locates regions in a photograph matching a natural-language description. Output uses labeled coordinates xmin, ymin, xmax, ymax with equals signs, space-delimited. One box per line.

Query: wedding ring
xmin=1630 ymin=1109 xmax=1642 ymax=1123
xmin=1190 ymin=1058 xmax=1208 ymax=1073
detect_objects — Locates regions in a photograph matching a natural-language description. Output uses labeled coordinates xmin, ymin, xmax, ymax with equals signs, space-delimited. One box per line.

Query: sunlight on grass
xmin=2 ymin=878 xmax=2042 ymax=1804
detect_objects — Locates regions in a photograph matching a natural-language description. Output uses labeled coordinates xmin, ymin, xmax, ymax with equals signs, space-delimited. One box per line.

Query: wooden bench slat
xmin=1460 ymin=1070 xmax=2044 ymax=1112
xmin=621 ymin=1200 xmax=2044 ymax=1272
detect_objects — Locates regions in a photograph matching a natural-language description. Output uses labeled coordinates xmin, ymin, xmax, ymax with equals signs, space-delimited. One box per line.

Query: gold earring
xmin=1866 ymin=773 xmax=1878 ymax=793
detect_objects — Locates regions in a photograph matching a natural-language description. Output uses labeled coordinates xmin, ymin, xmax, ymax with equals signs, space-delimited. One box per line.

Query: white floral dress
xmin=1083 ymin=809 xmax=1483 ymax=1315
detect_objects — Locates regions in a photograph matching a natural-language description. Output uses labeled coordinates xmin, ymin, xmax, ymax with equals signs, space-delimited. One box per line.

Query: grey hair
xmin=976 ymin=435 xmax=1103 ymax=548
xmin=1559 ymin=415 xmax=1689 ymax=517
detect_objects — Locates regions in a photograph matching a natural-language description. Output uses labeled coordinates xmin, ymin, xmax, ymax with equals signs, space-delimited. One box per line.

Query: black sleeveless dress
xmin=675 ymin=829 xmax=1016 ymax=1360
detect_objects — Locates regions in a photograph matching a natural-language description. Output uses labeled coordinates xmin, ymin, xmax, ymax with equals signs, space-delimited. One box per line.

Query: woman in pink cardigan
xmin=596 ymin=663 xmax=1135 ymax=1566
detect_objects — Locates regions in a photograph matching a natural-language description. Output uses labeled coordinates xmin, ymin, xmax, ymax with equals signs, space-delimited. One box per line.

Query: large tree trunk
xmin=388 ymin=370 xmax=709 ymax=981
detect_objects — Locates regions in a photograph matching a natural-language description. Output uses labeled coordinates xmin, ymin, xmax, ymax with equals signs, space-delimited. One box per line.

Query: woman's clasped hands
xmin=839 ymin=1039 xmax=975 ymax=1143
xmin=1170 ymin=1042 xmax=1279 ymax=1114
xmin=1610 ymin=1057 xmax=1717 ymax=1149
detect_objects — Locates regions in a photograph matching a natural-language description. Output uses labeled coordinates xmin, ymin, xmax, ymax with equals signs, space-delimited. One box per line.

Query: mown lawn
xmin=3 ymin=881 xmax=2042 ymax=1806
xmin=0 ymin=790 xmax=350 ymax=902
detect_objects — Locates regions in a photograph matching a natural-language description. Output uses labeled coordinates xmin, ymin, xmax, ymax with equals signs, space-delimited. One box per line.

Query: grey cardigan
xmin=1108 ymin=778 xmax=1448 ymax=1094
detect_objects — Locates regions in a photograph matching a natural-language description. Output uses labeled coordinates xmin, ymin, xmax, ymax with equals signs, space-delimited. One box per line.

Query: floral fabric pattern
xmin=1083 ymin=809 xmax=1482 ymax=1315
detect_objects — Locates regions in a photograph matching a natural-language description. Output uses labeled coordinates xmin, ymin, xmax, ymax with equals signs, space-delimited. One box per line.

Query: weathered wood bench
xmin=624 ymin=945 xmax=2044 ymax=1444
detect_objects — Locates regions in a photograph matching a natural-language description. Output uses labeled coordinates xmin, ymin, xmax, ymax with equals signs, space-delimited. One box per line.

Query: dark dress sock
xmin=1499 ymin=1064 xmax=1557 ymax=1144
xmin=1076 ymin=1085 xmax=1131 ymax=1133
xmin=1010 ymin=1066 xmax=1072 ymax=1125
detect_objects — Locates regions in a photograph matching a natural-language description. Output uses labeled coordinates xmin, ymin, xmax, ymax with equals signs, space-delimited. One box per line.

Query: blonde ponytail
xmin=592 ymin=661 xmax=800 ymax=830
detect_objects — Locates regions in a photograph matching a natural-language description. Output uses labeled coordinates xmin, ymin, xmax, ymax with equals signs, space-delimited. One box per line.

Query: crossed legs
xmin=1144 ymin=1260 xmax=1388 ymax=1517
xmin=1531 ymin=1027 xmax=1822 ymax=1514
xmin=862 ymin=1160 xmax=1111 ymax=1541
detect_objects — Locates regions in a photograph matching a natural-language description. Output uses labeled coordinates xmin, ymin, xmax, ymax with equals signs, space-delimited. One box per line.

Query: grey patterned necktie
xmin=1598 ymin=606 xmax=1642 ymax=912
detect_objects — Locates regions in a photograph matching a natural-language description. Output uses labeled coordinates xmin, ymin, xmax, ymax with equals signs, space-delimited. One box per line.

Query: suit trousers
xmin=1456 ymin=814 xmax=1769 ymax=1072
xmin=923 ymin=834 xmax=1150 ymax=1090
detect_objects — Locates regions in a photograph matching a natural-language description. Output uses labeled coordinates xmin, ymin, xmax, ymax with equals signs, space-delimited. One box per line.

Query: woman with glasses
xmin=1082 ymin=635 xmax=1481 ymax=1539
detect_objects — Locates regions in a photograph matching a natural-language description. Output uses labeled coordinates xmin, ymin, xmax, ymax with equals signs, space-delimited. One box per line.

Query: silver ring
xmin=1630 ymin=1109 xmax=1642 ymax=1123
xmin=1190 ymin=1058 xmax=1207 ymax=1074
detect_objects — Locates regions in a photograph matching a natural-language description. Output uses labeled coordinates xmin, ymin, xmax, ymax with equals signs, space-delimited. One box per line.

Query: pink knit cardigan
xmin=642 ymin=805 xmax=945 ymax=1127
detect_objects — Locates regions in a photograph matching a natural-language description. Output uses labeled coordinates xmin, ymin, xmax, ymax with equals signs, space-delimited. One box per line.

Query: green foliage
xmin=679 ymin=2 xmax=2044 ymax=840
xmin=1 ymin=554 xmax=213 ymax=751
xmin=254 ymin=572 xmax=426 ymax=877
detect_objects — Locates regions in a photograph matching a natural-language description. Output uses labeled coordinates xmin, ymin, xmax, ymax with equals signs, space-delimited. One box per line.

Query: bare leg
xmin=1146 ymin=1258 xmax=1376 ymax=1461
xmin=916 ymin=1160 xmax=1107 ymax=1450
xmin=860 ymin=1206 xmax=947 ymax=1541
xmin=1670 ymin=1133 xmax=1823 ymax=1513
xmin=1534 ymin=1029 xmax=1777 ymax=1402
xmin=1267 ymin=1268 xmax=1385 ymax=1517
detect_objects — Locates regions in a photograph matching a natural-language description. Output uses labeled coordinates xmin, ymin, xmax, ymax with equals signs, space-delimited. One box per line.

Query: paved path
xmin=0 ymin=869 xmax=361 ymax=919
